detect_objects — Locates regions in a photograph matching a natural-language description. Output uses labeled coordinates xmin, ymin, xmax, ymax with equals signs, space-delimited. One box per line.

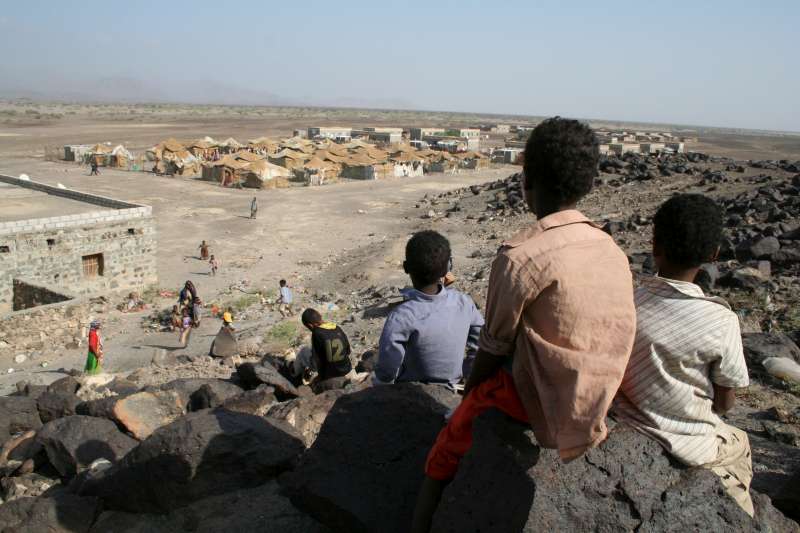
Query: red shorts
xmin=425 ymin=370 xmax=528 ymax=481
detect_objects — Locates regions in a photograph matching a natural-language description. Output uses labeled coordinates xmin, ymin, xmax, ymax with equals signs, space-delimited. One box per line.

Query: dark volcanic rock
xmin=0 ymin=396 xmax=42 ymax=444
xmin=282 ymin=383 xmax=459 ymax=533
xmin=431 ymin=411 xmax=796 ymax=532
xmin=738 ymin=236 xmax=781 ymax=260
xmin=47 ymin=376 xmax=81 ymax=395
xmin=0 ymin=492 xmax=99 ymax=533
xmin=36 ymin=415 xmax=137 ymax=477
xmin=219 ymin=386 xmax=277 ymax=417
xmin=159 ymin=378 xmax=243 ymax=411
xmin=772 ymin=470 xmax=800 ymax=522
xmin=268 ymin=389 xmax=346 ymax=447
xmin=80 ymin=409 xmax=304 ymax=514
xmin=36 ymin=391 xmax=81 ymax=423
xmin=237 ymin=362 xmax=300 ymax=400
xmin=742 ymin=332 xmax=800 ymax=365
xmin=718 ymin=266 xmax=769 ymax=291
xmin=88 ymin=481 xmax=329 ymax=533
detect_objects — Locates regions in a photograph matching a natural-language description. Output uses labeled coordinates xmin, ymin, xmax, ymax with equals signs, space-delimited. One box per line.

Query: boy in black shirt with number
xmin=300 ymin=308 xmax=353 ymax=382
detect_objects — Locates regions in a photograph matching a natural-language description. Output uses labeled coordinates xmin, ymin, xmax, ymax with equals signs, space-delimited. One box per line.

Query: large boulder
xmin=158 ymin=378 xmax=243 ymax=411
xmin=237 ymin=362 xmax=299 ymax=400
xmin=282 ymin=383 xmax=459 ymax=533
xmin=79 ymin=409 xmax=305 ymax=513
xmin=268 ymin=389 xmax=346 ymax=446
xmin=743 ymin=333 xmax=800 ymax=366
xmin=47 ymin=376 xmax=81 ymax=395
xmin=772 ymin=470 xmax=800 ymax=522
xmin=111 ymin=390 xmax=185 ymax=440
xmin=35 ymin=416 xmax=137 ymax=477
xmin=0 ymin=492 xmax=99 ymax=533
xmin=88 ymin=481 xmax=330 ymax=533
xmin=37 ymin=391 xmax=81 ymax=424
xmin=0 ymin=396 xmax=42 ymax=445
xmin=220 ymin=386 xmax=277 ymax=417
xmin=737 ymin=236 xmax=781 ymax=260
xmin=431 ymin=411 xmax=797 ymax=532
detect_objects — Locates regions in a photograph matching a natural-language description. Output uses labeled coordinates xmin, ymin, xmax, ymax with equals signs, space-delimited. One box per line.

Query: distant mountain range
xmin=0 ymin=75 xmax=416 ymax=110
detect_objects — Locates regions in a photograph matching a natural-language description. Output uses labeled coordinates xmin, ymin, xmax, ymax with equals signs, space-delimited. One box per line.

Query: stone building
xmin=0 ymin=174 xmax=157 ymax=314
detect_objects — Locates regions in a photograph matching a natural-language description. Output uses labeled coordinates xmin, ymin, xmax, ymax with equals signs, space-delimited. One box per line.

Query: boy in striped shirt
xmin=614 ymin=194 xmax=753 ymax=516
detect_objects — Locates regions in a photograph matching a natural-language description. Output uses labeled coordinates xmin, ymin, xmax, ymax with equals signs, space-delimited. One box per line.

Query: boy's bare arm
xmin=463 ymin=349 xmax=505 ymax=396
xmin=712 ymin=384 xmax=736 ymax=414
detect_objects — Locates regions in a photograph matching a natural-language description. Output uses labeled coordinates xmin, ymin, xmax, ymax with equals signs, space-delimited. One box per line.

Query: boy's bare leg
xmin=411 ymin=476 xmax=447 ymax=533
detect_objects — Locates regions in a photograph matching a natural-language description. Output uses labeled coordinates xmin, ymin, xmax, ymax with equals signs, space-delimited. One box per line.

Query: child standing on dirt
xmin=209 ymin=255 xmax=219 ymax=276
xmin=179 ymin=308 xmax=192 ymax=347
xmin=277 ymin=279 xmax=294 ymax=317
xmin=613 ymin=194 xmax=753 ymax=516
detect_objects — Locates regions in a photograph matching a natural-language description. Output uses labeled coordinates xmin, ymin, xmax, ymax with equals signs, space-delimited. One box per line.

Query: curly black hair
xmin=653 ymin=194 xmax=723 ymax=268
xmin=405 ymin=230 xmax=451 ymax=285
xmin=523 ymin=117 xmax=599 ymax=204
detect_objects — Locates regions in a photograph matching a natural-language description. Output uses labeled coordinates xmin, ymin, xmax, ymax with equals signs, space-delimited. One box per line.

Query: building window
xmin=47 ymin=238 xmax=55 ymax=247
xmin=127 ymin=228 xmax=136 ymax=235
xmin=82 ymin=253 xmax=104 ymax=278
xmin=0 ymin=245 xmax=9 ymax=253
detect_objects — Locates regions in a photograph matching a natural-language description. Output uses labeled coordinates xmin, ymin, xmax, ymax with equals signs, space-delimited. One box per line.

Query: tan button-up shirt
xmin=478 ymin=209 xmax=636 ymax=457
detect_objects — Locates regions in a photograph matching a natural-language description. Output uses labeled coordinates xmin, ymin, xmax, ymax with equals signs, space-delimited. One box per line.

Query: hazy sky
xmin=1 ymin=0 xmax=798 ymax=131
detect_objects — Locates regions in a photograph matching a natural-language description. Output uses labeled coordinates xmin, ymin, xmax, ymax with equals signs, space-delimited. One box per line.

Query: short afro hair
xmin=405 ymin=230 xmax=451 ymax=286
xmin=301 ymin=308 xmax=322 ymax=326
xmin=653 ymin=194 xmax=723 ymax=268
xmin=523 ymin=117 xmax=599 ymax=205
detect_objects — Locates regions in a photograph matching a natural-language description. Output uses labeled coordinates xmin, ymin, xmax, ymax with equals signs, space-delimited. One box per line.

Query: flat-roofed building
xmin=307 ymin=127 xmax=352 ymax=141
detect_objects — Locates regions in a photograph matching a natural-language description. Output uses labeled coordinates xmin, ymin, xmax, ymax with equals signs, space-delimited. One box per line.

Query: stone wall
xmin=0 ymin=175 xmax=157 ymax=314
xmin=0 ymin=297 xmax=92 ymax=360
xmin=12 ymin=279 xmax=71 ymax=311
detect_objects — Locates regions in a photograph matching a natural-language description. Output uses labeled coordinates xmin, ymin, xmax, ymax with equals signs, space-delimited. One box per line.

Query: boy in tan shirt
xmin=413 ymin=117 xmax=637 ymax=532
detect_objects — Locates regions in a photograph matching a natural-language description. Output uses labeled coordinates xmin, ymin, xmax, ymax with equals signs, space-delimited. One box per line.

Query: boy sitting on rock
xmin=373 ymin=230 xmax=484 ymax=387
xmin=412 ymin=117 xmax=637 ymax=532
xmin=614 ymin=194 xmax=753 ymax=516
xmin=297 ymin=308 xmax=354 ymax=384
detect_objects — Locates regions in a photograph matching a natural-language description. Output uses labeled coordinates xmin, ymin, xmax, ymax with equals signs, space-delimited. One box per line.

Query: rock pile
xmin=0 ymin=369 xmax=796 ymax=531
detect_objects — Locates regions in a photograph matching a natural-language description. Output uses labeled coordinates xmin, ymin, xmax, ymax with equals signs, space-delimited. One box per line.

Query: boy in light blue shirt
xmin=374 ymin=231 xmax=484 ymax=387
xmin=277 ymin=279 xmax=294 ymax=317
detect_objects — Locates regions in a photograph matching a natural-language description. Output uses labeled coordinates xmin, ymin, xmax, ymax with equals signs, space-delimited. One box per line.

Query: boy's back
xmin=375 ymin=286 xmax=483 ymax=385
xmin=614 ymin=276 xmax=749 ymax=465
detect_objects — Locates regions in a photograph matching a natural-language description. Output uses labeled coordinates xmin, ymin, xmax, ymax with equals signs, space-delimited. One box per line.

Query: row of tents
xmin=65 ymin=135 xmax=491 ymax=189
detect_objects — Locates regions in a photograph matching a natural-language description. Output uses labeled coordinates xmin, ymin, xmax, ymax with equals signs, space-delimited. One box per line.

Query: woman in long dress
xmin=84 ymin=320 xmax=104 ymax=374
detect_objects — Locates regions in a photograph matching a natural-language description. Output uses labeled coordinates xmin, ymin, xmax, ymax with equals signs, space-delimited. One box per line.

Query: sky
xmin=0 ymin=0 xmax=798 ymax=131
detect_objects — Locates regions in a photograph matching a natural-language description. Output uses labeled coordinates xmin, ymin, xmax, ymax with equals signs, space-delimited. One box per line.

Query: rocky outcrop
xmin=36 ymin=391 xmax=81 ymax=424
xmin=282 ymin=384 xmax=459 ymax=533
xmin=158 ymin=378 xmax=243 ymax=411
xmin=79 ymin=409 xmax=305 ymax=514
xmin=35 ymin=416 xmax=137 ymax=477
xmin=237 ymin=361 xmax=300 ymax=400
xmin=219 ymin=386 xmax=277 ymax=416
xmin=0 ymin=491 xmax=99 ymax=533
xmin=268 ymin=389 xmax=346 ymax=446
xmin=743 ymin=333 xmax=800 ymax=365
xmin=0 ymin=397 xmax=42 ymax=446
xmin=431 ymin=411 xmax=797 ymax=532
xmin=88 ymin=481 xmax=330 ymax=533
xmin=111 ymin=390 xmax=185 ymax=440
